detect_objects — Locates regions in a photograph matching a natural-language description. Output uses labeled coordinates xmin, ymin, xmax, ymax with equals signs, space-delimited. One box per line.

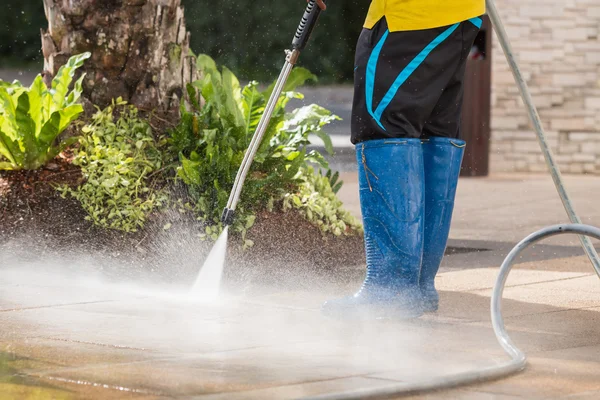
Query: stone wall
xmin=490 ymin=0 xmax=600 ymax=174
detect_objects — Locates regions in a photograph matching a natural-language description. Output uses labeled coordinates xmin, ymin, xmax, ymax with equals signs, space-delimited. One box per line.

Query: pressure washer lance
xmin=220 ymin=0 xmax=326 ymax=227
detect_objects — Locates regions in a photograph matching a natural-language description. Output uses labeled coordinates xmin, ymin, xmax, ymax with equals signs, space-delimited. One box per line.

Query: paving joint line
xmin=28 ymin=373 xmax=162 ymax=396
xmin=41 ymin=337 xmax=154 ymax=352
xmin=0 ymin=299 xmax=119 ymax=313
xmin=465 ymin=273 xmax=595 ymax=293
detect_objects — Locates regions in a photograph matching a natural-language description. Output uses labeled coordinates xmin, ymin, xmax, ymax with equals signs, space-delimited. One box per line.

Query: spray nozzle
xmin=221 ymin=208 xmax=235 ymax=226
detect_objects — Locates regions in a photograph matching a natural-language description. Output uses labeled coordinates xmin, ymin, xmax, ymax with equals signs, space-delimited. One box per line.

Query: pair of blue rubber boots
xmin=322 ymin=137 xmax=465 ymax=319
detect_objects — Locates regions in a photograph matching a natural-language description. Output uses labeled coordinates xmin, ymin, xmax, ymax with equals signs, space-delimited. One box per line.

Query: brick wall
xmin=490 ymin=0 xmax=600 ymax=174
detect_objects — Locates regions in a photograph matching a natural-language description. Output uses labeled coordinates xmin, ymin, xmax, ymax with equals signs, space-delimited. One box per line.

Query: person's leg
xmin=322 ymin=138 xmax=425 ymax=318
xmin=420 ymin=18 xmax=482 ymax=312
xmin=324 ymin=18 xmax=472 ymax=318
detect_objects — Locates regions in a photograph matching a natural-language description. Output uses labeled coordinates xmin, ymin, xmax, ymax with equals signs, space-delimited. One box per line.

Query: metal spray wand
xmin=221 ymin=0 xmax=326 ymax=226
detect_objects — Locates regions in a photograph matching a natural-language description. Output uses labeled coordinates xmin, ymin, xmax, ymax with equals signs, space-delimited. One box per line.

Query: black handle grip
xmin=291 ymin=0 xmax=325 ymax=51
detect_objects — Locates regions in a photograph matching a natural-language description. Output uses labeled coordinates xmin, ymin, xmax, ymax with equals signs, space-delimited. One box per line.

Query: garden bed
xmin=0 ymin=54 xmax=365 ymax=294
xmin=0 ymin=165 xmax=365 ymax=291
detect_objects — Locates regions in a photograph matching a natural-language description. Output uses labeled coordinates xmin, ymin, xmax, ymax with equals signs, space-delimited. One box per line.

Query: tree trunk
xmin=41 ymin=0 xmax=197 ymax=113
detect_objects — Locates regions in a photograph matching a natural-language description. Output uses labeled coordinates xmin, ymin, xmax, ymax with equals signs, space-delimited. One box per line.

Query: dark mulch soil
xmin=0 ymin=160 xmax=365 ymax=292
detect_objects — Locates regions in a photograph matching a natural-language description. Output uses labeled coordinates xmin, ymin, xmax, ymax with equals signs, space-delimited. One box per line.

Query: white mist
xmin=190 ymin=226 xmax=229 ymax=302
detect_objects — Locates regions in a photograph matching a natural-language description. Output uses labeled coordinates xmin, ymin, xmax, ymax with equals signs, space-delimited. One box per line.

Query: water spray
xmin=191 ymin=1 xmax=327 ymax=299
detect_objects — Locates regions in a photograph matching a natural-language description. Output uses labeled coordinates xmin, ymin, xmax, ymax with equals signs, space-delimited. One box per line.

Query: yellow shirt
xmin=364 ymin=0 xmax=486 ymax=32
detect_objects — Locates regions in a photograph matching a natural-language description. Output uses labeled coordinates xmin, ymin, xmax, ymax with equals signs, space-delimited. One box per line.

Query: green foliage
xmin=171 ymin=54 xmax=360 ymax=245
xmin=0 ymin=0 xmax=46 ymax=66
xmin=283 ymin=167 xmax=362 ymax=236
xmin=60 ymin=99 xmax=165 ymax=232
xmin=0 ymin=53 xmax=90 ymax=170
xmin=182 ymin=0 xmax=370 ymax=83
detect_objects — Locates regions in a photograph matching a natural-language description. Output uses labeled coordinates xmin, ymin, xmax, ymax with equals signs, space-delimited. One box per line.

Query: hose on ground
xmin=304 ymin=224 xmax=600 ymax=400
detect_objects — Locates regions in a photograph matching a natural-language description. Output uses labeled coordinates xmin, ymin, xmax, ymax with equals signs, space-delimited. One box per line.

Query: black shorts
xmin=351 ymin=17 xmax=482 ymax=144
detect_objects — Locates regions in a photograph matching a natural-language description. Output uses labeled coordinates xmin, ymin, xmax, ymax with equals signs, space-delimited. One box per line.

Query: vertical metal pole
xmin=486 ymin=0 xmax=600 ymax=277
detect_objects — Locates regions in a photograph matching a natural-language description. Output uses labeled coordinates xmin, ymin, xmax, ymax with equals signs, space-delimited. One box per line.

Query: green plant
xmin=60 ymin=99 xmax=165 ymax=232
xmin=284 ymin=167 xmax=361 ymax=236
xmin=171 ymin=54 xmax=360 ymax=244
xmin=0 ymin=52 xmax=90 ymax=170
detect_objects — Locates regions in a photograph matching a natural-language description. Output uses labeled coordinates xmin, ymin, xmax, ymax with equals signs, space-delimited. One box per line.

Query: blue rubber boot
xmin=322 ymin=139 xmax=425 ymax=319
xmin=420 ymin=137 xmax=466 ymax=312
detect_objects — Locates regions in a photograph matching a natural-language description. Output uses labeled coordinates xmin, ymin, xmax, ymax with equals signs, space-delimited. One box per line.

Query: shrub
xmin=171 ymin=54 xmax=361 ymax=245
xmin=0 ymin=52 xmax=90 ymax=170
xmin=60 ymin=99 xmax=166 ymax=232
xmin=283 ymin=168 xmax=359 ymax=237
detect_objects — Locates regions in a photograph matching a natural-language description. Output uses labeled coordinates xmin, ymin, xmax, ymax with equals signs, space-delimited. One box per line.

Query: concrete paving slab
xmin=428 ymin=256 xmax=599 ymax=322
xmin=559 ymin=391 xmax=600 ymax=399
xmin=0 ymin=337 xmax=153 ymax=370
xmin=400 ymin=390 xmax=525 ymax=400
xmin=436 ymin=264 xmax=591 ymax=293
xmin=470 ymin=278 xmax=600 ymax=311
xmin=1 ymin=269 xmax=599 ymax=399
xmin=470 ymin=356 xmax=600 ymax=398
xmin=185 ymin=377 xmax=397 ymax=400
xmin=532 ymin=343 xmax=600 ymax=363
xmin=439 ymin=240 xmax=588 ymax=272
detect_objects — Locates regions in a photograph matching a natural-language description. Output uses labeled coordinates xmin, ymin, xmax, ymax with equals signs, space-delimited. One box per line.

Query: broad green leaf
xmin=15 ymin=92 xmax=40 ymax=169
xmin=241 ymin=82 xmax=264 ymax=135
xmin=0 ymin=161 xmax=16 ymax=170
xmin=256 ymin=115 xmax=285 ymax=158
xmin=58 ymin=104 xmax=84 ymax=132
xmin=329 ymin=170 xmax=339 ymax=187
xmin=197 ymin=74 xmax=216 ymax=104
xmin=285 ymin=151 xmax=301 ymax=161
xmin=220 ymin=67 xmax=245 ymax=129
xmin=28 ymin=76 xmax=46 ymax=137
xmin=263 ymin=67 xmax=317 ymax=99
xmin=66 ymin=74 xmax=86 ymax=106
xmin=178 ymin=155 xmax=202 ymax=185
xmin=186 ymin=83 xmax=201 ymax=111
xmin=0 ymin=87 xmax=18 ymax=137
xmin=332 ymin=181 xmax=344 ymax=194
xmin=51 ymin=52 xmax=91 ymax=111
xmin=315 ymin=131 xmax=334 ymax=155
xmin=197 ymin=54 xmax=221 ymax=81
xmin=0 ymin=120 xmax=19 ymax=164
xmin=38 ymin=112 xmax=61 ymax=149
xmin=306 ymin=149 xmax=329 ymax=169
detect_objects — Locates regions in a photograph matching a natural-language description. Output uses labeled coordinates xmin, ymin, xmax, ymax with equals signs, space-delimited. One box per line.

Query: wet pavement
xmin=1 ymin=252 xmax=599 ymax=399
xmin=1 ymin=171 xmax=600 ymax=399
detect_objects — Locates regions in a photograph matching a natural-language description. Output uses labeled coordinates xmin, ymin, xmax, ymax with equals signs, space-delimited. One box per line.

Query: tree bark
xmin=41 ymin=0 xmax=197 ymax=113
